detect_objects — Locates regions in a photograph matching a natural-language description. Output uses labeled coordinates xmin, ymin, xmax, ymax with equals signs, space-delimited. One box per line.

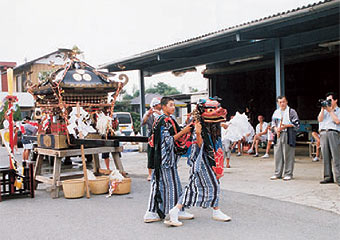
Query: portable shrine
xmin=28 ymin=51 xmax=128 ymax=149
xmin=25 ymin=50 xmax=135 ymax=198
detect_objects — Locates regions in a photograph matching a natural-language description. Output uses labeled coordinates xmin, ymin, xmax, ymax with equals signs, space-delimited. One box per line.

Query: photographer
xmin=318 ymin=92 xmax=340 ymax=186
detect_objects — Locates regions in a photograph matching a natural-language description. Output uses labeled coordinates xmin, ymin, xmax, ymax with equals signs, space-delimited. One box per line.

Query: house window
xmin=16 ymin=75 xmax=22 ymax=92
xmin=16 ymin=74 xmax=26 ymax=92
xmin=22 ymin=74 xmax=27 ymax=91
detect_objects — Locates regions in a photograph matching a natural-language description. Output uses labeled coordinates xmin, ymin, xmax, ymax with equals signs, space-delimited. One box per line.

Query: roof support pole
xmin=139 ymin=70 xmax=147 ymax=136
xmin=208 ymin=78 xmax=216 ymax=98
xmin=275 ymin=38 xmax=285 ymax=98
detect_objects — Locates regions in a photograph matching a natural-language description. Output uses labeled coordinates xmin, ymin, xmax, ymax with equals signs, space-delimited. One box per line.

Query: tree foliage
xmin=115 ymin=81 xmax=181 ymax=134
xmin=145 ymin=82 xmax=180 ymax=95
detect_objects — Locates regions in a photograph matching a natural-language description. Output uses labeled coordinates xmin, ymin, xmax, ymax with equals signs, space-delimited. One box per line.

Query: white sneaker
xmin=236 ymin=152 xmax=241 ymax=157
xmin=312 ymin=157 xmax=319 ymax=162
xmin=262 ymin=153 xmax=269 ymax=158
xmin=143 ymin=211 xmax=161 ymax=223
xmin=212 ymin=209 xmax=231 ymax=222
xmin=164 ymin=207 xmax=182 ymax=227
xmin=178 ymin=211 xmax=194 ymax=220
xmin=247 ymin=149 xmax=254 ymax=154
xmin=283 ymin=176 xmax=292 ymax=181
xmin=270 ymin=175 xmax=280 ymax=180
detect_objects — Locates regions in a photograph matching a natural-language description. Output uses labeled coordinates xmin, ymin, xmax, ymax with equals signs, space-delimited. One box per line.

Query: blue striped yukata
xmin=147 ymin=118 xmax=182 ymax=216
xmin=179 ymin=133 xmax=220 ymax=208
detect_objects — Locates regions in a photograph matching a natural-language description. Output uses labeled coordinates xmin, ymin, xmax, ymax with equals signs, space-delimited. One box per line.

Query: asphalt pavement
xmin=0 ymin=145 xmax=339 ymax=240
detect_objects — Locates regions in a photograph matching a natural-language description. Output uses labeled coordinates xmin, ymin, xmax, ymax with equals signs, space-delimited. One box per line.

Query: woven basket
xmin=89 ymin=176 xmax=109 ymax=195
xmin=114 ymin=178 xmax=131 ymax=195
xmin=62 ymin=179 xmax=85 ymax=199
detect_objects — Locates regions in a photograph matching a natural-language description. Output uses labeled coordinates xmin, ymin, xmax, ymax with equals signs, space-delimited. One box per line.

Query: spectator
xmin=247 ymin=115 xmax=268 ymax=157
xmin=142 ymin=97 xmax=162 ymax=181
xmin=21 ymin=116 xmax=38 ymax=164
xmin=13 ymin=125 xmax=19 ymax=154
xmin=270 ymin=96 xmax=300 ymax=181
xmin=221 ymin=122 xmax=231 ymax=168
xmin=311 ymin=131 xmax=321 ymax=162
xmin=235 ymin=120 xmax=254 ymax=156
xmin=318 ymin=92 xmax=340 ymax=186
xmin=262 ymin=123 xmax=274 ymax=158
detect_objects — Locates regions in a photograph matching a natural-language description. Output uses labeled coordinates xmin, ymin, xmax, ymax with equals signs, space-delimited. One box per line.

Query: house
xmin=0 ymin=61 xmax=16 ymax=92
xmin=9 ymin=49 xmax=72 ymax=118
xmin=0 ymin=61 xmax=34 ymax=118
xmin=13 ymin=49 xmax=70 ymax=92
xmin=1 ymin=49 xmax=73 ymax=118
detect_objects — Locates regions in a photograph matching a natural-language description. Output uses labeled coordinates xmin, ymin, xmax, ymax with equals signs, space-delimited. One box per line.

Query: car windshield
xmin=116 ymin=114 xmax=131 ymax=124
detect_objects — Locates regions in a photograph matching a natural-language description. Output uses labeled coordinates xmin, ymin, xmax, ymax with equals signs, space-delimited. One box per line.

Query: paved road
xmin=1 ymin=173 xmax=339 ymax=240
xmin=1 ymin=147 xmax=339 ymax=240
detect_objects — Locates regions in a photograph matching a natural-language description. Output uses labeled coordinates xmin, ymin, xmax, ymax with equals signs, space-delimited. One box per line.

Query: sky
xmin=1 ymin=0 xmax=321 ymax=94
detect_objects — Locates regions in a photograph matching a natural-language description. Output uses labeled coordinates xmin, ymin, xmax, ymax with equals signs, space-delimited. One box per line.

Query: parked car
xmin=114 ymin=112 xmax=134 ymax=136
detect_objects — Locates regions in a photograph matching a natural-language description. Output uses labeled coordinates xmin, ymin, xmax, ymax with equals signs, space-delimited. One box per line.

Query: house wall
xmin=30 ymin=63 xmax=60 ymax=85
xmin=14 ymin=63 xmax=60 ymax=92
xmin=1 ymin=72 xmax=7 ymax=92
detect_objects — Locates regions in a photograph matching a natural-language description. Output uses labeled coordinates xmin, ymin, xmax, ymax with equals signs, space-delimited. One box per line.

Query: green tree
xmin=130 ymin=112 xmax=141 ymax=133
xmin=122 ymin=93 xmax=134 ymax=100
xmin=189 ymin=87 xmax=198 ymax=93
xmin=146 ymin=82 xmax=180 ymax=95
xmin=132 ymin=90 xmax=140 ymax=98
xmin=115 ymin=101 xmax=133 ymax=112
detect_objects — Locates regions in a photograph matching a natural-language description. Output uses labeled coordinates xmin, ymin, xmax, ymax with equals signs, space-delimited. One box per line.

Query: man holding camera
xmin=318 ymin=92 xmax=340 ymax=186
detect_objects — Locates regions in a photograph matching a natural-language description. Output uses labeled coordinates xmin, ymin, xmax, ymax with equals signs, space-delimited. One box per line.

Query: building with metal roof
xmin=101 ymin=0 xmax=339 ymax=133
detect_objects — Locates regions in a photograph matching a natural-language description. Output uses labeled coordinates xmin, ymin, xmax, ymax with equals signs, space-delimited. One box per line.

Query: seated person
xmin=262 ymin=124 xmax=273 ymax=158
xmin=311 ymin=131 xmax=320 ymax=162
xmin=236 ymin=123 xmax=254 ymax=156
xmin=221 ymin=122 xmax=231 ymax=168
xmin=248 ymin=115 xmax=268 ymax=157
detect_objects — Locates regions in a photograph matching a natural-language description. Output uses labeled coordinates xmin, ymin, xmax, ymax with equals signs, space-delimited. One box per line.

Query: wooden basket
xmin=89 ymin=176 xmax=109 ymax=195
xmin=114 ymin=178 xmax=131 ymax=195
xmin=62 ymin=179 xmax=85 ymax=199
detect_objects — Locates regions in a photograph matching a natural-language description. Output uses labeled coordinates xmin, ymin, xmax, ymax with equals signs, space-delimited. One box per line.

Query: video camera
xmin=318 ymin=99 xmax=332 ymax=107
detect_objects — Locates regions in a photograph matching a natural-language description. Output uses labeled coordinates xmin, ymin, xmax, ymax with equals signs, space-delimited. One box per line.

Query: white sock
xmin=171 ymin=207 xmax=180 ymax=213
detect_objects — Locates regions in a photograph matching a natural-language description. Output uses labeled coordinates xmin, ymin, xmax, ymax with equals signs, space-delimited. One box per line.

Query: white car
xmin=114 ymin=112 xmax=134 ymax=136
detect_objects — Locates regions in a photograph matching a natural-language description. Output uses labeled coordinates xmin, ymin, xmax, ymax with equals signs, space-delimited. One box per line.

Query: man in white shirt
xmin=247 ymin=115 xmax=268 ymax=157
xmin=318 ymin=92 xmax=340 ymax=186
xmin=270 ymin=96 xmax=300 ymax=181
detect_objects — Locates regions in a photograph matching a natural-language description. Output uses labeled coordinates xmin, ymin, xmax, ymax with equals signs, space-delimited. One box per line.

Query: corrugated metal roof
xmin=141 ymin=0 xmax=334 ymax=54
xmin=101 ymin=0 xmax=336 ymax=69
